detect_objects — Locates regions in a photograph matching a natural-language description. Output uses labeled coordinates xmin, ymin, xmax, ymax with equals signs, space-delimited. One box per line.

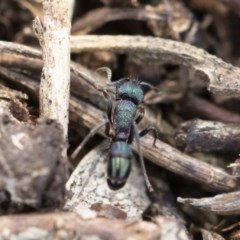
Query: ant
xmin=71 ymin=67 xmax=158 ymax=192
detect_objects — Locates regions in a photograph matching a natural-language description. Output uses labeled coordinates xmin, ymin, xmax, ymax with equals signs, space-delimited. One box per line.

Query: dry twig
xmin=175 ymin=119 xmax=240 ymax=153
xmin=71 ymin=35 xmax=240 ymax=98
xmin=178 ymin=191 xmax=240 ymax=215
xmin=33 ymin=0 xmax=70 ymax=139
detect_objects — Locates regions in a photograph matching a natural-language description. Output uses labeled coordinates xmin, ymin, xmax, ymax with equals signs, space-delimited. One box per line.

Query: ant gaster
xmin=72 ymin=68 xmax=158 ymax=192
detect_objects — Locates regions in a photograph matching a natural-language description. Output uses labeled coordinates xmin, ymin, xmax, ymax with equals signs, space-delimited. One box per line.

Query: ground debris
xmin=0 ymin=211 xmax=191 ymax=240
xmin=175 ymin=119 xmax=240 ymax=153
xmin=0 ymin=108 xmax=67 ymax=209
xmin=1 ymin=1 xmax=240 ymax=239
xmin=178 ymin=191 xmax=240 ymax=215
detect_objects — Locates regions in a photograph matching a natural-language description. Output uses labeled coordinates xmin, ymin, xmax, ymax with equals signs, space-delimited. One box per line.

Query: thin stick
xmin=33 ymin=0 xmax=70 ymax=140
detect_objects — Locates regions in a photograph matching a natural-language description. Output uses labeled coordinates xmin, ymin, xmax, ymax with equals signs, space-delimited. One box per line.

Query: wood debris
xmin=1 ymin=0 xmax=240 ymax=239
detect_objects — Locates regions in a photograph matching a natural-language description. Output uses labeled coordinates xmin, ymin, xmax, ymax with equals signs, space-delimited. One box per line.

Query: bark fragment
xmin=0 ymin=108 xmax=67 ymax=208
xmin=178 ymin=191 xmax=240 ymax=215
xmin=175 ymin=119 xmax=240 ymax=153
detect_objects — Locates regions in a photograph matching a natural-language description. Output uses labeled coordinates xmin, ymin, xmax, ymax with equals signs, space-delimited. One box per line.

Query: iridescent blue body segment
xmin=108 ymin=141 xmax=132 ymax=189
xmin=114 ymin=100 xmax=136 ymax=141
xmin=116 ymin=80 xmax=144 ymax=105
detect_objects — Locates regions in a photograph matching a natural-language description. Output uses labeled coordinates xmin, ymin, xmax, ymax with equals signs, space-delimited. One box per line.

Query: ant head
xmin=116 ymin=80 xmax=144 ymax=105
xmin=107 ymin=141 xmax=132 ymax=190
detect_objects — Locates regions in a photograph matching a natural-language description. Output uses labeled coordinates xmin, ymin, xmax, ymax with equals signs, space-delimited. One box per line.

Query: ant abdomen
xmin=107 ymin=141 xmax=132 ymax=190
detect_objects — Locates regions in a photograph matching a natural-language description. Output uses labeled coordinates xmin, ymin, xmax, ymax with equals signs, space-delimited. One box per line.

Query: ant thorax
xmin=114 ymin=100 xmax=137 ymax=141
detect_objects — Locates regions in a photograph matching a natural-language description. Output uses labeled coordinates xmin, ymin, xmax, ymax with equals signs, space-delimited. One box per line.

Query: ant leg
xmin=139 ymin=126 xmax=158 ymax=147
xmin=128 ymin=107 xmax=148 ymax=143
xmin=133 ymin=123 xmax=154 ymax=193
xmin=102 ymin=90 xmax=113 ymax=125
xmin=71 ymin=119 xmax=109 ymax=160
xmin=107 ymin=77 xmax=129 ymax=86
xmin=135 ymin=106 xmax=145 ymax=124
xmin=105 ymin=121 xmax=114 ymax=138
xmin=128 ymin=125 xmax=134 ymax=144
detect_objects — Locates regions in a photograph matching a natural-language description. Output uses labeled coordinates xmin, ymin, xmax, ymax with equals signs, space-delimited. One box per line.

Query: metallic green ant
xmin=72 ymin=67 xmax=158 ymax=192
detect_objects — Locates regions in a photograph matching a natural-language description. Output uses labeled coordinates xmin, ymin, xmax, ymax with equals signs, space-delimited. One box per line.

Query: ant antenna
xmin=133 ymin=123 xmax=154 ymax=193
xmin=97 ymin=67 xmax=129 ymax=87
xmin=71 ymin=120 xmax=108 ymax=160
xmin=140 ymin=82 xmax=158 ymax=91
xmin=96 ymin=67 xmax=112 ymax=85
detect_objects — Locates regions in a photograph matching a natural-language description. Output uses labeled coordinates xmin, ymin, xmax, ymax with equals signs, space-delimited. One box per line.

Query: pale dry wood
xmin=70 ymin=35 xmax=240 ymax=98
xmin=177 ymin=191 xmax=240 ymax=215
xmin=0 ymin=212 xmax=189 ymax=240
xmin=33 ymin=0 xmax=70 ymax=139
xmin=0 ymin=41 xmax=41 ymax=58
